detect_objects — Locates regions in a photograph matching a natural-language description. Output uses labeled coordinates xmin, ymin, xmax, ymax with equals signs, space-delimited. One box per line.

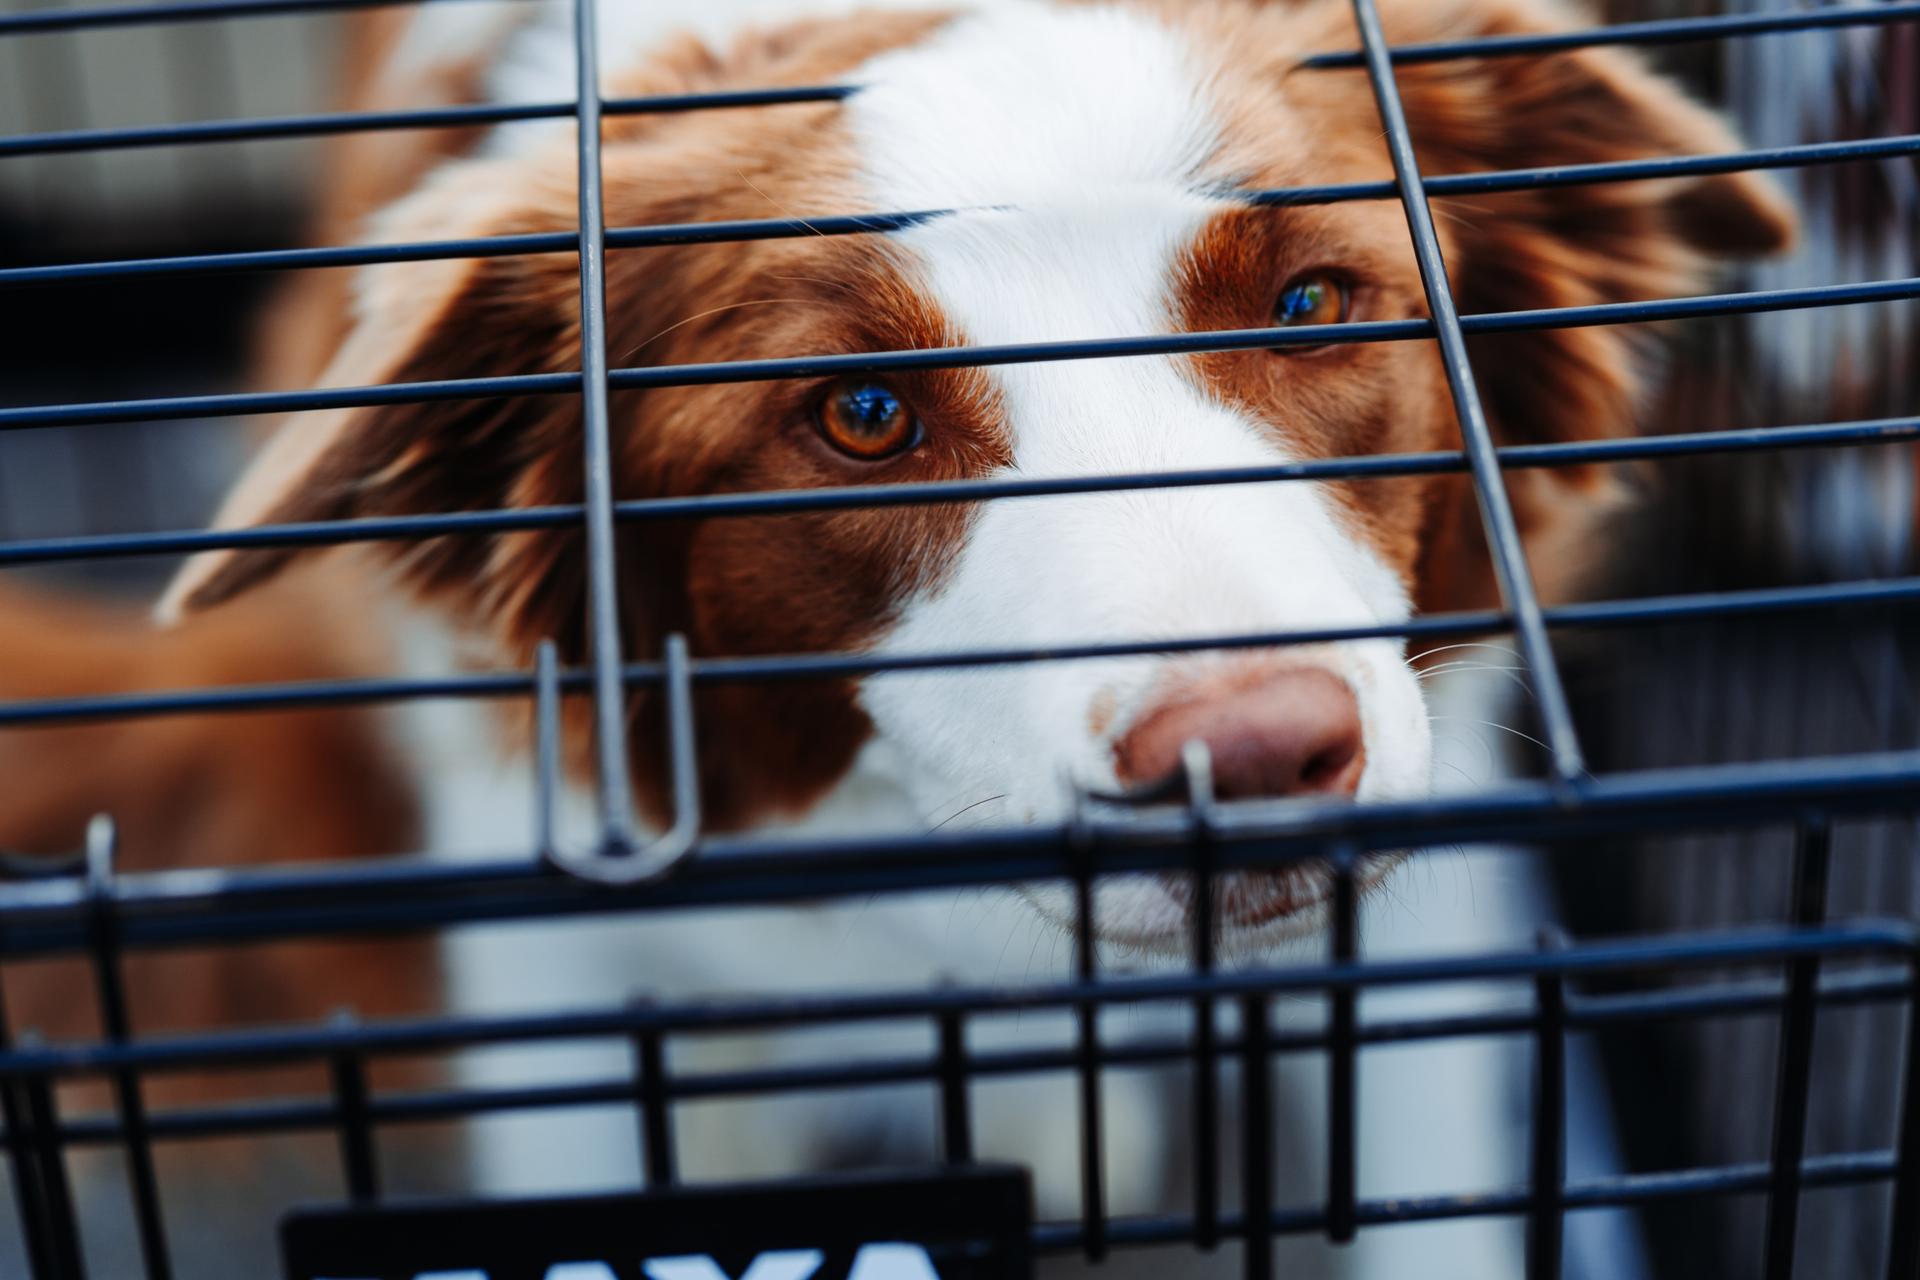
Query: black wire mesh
xmin=1 ymin=1 xmax=1919 ymax=1278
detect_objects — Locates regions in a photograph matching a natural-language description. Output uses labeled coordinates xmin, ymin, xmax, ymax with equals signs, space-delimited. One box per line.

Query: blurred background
xmin=0 ymin=0 xmax=1917 ymax=1277
xmin=1557 ymin=3 xmax=1920 ymax=1277
xmin=0 ymin=3 xmax=339 ymax=597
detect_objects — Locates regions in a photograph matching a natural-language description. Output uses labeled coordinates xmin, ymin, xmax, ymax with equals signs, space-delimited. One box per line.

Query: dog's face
xmin=169 ymin=0 xmax=1791 ymax=949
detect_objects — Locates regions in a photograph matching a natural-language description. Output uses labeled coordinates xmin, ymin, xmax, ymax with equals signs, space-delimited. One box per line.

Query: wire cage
xmin=2 ymin=1 xmax=1920 ymax=1278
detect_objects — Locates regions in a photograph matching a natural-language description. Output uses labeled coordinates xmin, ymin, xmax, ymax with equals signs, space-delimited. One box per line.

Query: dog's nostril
xmin=1299 ymin=736 xmax=1362 ymax=792
xmin=1114 ymin=665 xmax=1366 ymax=801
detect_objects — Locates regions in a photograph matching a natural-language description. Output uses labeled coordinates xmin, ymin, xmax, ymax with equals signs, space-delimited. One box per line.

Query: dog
xmin=137 ymin=0 xmax=1791 ymax=1246
xmin=0 ymin=571 xmax=430 ymax=1055
xmin=0 ymin=572 xmax=450 ymax=1274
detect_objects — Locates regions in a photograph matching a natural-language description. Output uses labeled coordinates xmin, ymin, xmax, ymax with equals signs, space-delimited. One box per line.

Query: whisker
xmin=1416 ymin=661 xmax=1532 ymax=699
xmin=736 ymin=168 xmax=827 ymax=238
xmin=1430 ymin=726 xmax=1497 ymax=778
xmin=621 ymin=298 xmax=811 ymax=361
xmin=1406 ymin=640 xmax=1519 ymax=666
xmin=930 ymin=793 xmax=1009 ymax=831
xmin=1431 ymin=757 xmax=1485 ymax=787
xmin=1428 ymin=715 xmax=1595 ymax=779
xmin=1413 ymin=661 xmax=1527 ymax=680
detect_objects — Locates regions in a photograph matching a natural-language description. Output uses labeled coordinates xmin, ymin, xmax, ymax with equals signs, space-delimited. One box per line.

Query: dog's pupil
xmin=1280 ymin=282 xmax=1322 ymax=322
xmin=843 ymin=384 xmax=901 ymax=435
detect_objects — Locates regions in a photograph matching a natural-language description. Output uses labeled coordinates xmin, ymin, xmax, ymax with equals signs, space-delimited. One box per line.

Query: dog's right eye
xmin=1271 ymin=271 xmax=1351 ymax=351
xmin=814 ymin=379 xmax=922 ymax=460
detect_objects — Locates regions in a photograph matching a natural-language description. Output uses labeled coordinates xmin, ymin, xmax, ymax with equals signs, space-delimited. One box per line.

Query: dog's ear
xmin=1375 ymin=0 xmax=1796 ymax=456
xmin=161 ymin=151 xmax=601 ymax=660
xmin=163 ymin=8 xmax=946 ymax=653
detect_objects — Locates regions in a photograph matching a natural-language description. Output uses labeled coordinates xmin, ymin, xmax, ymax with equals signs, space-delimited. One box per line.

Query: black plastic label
xmin=282 ymin=1165 xmax=1033 ymax=1280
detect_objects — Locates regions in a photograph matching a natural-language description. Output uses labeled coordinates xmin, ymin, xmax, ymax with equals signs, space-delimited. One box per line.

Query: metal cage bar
xmin=1762 ymin=818 xmax=1835 ymax=1279
xmin=1350 ymin=0 xmax=1585 ymax=782
xmin=7 ymin=275 xmax=1920 ymax=434
xmin=1528 ymin=930 xmax=1568 ymax=1280
xmin=326 ymin=1013 xmax=380 ymax=1204
xmin=565 ymin=0 xmax=636 ymax=860
xmin=82 ymin=821 xmax=171 ymax=1280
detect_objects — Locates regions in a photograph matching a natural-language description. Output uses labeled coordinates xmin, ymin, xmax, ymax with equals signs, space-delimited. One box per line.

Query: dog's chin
xmin=1018 ymin=855 xmax=1404 ymax=963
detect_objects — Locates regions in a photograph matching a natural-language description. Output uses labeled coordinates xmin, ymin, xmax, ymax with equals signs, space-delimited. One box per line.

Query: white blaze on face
xmin=845 ymin=3 xmax=1432 ymax=836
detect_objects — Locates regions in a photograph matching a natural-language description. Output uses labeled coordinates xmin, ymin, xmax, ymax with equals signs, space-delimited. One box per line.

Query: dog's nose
xmin=1114 ymin=666 xmax=1365 ymax=800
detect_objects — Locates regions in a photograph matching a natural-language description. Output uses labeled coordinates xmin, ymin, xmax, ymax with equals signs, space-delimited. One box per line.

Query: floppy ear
xmin=160 ymin=153 xmax=598 ymax=659
xmin=1377 ymin=0 xmax=1796 ymax=459
xmin=163 ymin=5 xmax=944 ymax=647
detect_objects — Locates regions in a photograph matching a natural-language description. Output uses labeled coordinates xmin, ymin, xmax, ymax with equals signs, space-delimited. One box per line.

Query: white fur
xmin=372 ymin=0 xmax=1441 ymax=1223
xmin=383 ymin=612 xmax=1172 ymax=1213
xmin=845 ymin=4 xmax=1433 ymax=945
xmin=480 ymin=0 xmax=965 ymax=154
xmin=457 ymin=0 xmax=1436 ymax=947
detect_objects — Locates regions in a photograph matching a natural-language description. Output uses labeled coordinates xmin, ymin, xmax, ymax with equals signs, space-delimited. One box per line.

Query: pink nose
xmin=1114 ymin=666 xmax=1366 ymax=800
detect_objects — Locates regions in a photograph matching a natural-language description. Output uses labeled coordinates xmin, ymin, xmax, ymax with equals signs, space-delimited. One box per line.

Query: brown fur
xmin=0 ymin=571 xmax=433 ymax=1109
xmin=171 ymin=10 xmax=1001 ymax=829
xmin=1171 ymin=0 xmax=1793 ymax=611
xmin=252 ymin=7 xmax=527 ymax=394
xmin=170 ymin=0 xmax=1793 ymax=828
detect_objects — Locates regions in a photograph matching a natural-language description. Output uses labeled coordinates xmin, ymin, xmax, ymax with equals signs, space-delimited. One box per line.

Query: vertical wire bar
xmin=17 ymin=1047 xmax=83 ymax=1280
xmin=1240 ymin=991 xmax=1273 ymax=1280
xmin=549 ymin=633 xmax=700 ymax=882
xmin=1068 ymin=791 xmax=1107 ymax=1261
xmin=534 ymin=639 xmax=562 ymax=861
xmin=1528 ymin=928 xmax=1568 ymax=1280
xmin=1346 ymin=0 xmax=1585 ymax=787
xmin=1763 ymin=815 xmax=1832 ymax=1280
xmin=630 ymin=1003 xmax=675 ymax=1187
xmin=1183 ymin=742 xmax=1220 ymax=1251
xmin=1326 ymin=845 xmax=1358 ymax=1245
xmin=327 ymin=1011 xmax=378 ymax=1203
xmin=0 ymin=979 xmax=64 ymax=1280
xmin=84 ymin=819 xmax=169 ymax=1280
xmin=1885 ymin=951 xmax=1920 ymax=1279
xmin=569 ymin=0 xmax=639 ymax=851
xmin=937 ymin=1007 xmax=972 ymax=1165
xmin=652 ymin=632 xmax=702 ymax=863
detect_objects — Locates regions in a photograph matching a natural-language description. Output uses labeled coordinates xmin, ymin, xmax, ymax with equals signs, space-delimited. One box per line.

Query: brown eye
xmin=1272 ymin=272 xmax=1350 ymax=343
xmin=815 ymin=378 xmax=920 ymax=460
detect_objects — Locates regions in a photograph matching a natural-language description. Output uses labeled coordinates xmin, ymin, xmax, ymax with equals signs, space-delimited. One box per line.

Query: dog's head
xmin=166 ymin=0 xmax=1791 ymax=948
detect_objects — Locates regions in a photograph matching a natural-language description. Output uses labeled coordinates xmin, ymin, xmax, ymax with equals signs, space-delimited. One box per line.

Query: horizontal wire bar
xmin=18 ymin=968 xmax=1907 ymax=1149
xmin=5 ymin=412 xmax=1915 ymax=569
xmin=5 ymin=275 xmax=1918 ymax=432
xmin=0 ymin=209 xmax=944 ymax=289
xmin=1299 ymin=2 xmax=1920 ymax=67
xmin=0 ymin=370 xmax=581 ymax=431
xmin=1029 ymin=1151 xmax=1897 ymax=1254
xmin=672 ymin=576 xmax=1920 ymax=686
xmin=1557 ymin=1150 xmax=1896 ymax=1212
xmin=1 ymin=762 xmax=1919 ymax=954
xmin=0 ymin=922 xmax=1904 ymax=1078
xmin=6 ymin=1112 xmax=1899 ymax=1243
xmin=2 ymin=0 xmax=1912 ymax=62
xmin=0 ymin=0 xmax=528 ymax=36
xmin=8 ymin=132 xmax=1917 ymax=290
xmin=0 ymin=86 xmax=855 ymax=158
xmin=6 ymin=572 xmax=1920 ymax=728
xmin=0 ymin=101 xmax=572 ymax=157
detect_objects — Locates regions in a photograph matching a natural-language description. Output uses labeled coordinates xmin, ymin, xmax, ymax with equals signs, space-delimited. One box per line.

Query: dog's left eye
xmin=1272 ymin=272 xmax=1350 ymax=337
xmin=815 ymin=378 xmax=921 ymax=460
